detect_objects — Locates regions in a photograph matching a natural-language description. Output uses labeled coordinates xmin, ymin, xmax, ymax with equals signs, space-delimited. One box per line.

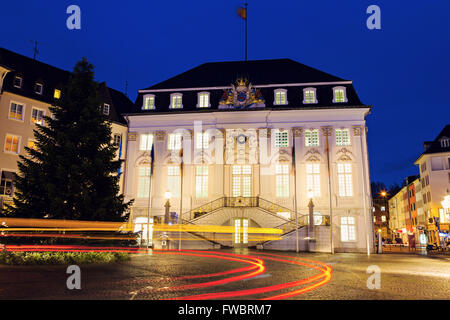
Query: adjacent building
xmin=123 ymin=59 xmax=374 ymax=252
xmin=0 ymin=47 xmax=135 ymax=211
xmin=414 ymin=125 xmax=450 ymax=246
xmin=372 ymin=197 xmax=389 ymax=240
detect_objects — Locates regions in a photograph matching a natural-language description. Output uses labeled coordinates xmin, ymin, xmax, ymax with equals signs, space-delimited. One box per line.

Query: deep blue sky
xmin=1 ymin=0 xmax=449 ymax=187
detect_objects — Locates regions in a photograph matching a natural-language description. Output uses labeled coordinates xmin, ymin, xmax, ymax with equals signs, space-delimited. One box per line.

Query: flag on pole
xmin=237 ymin=6 xmax=247 ymax=19
xmin=150 ymin=141 xmax=155 ymax=175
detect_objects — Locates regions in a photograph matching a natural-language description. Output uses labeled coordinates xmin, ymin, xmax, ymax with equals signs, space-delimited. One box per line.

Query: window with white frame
xmin=276 ymin=164 xmax=290 ymax=198
xmin=306 ymin=163 xmax=321 ymax=197
xmin=195 ymin=132 xmax=209 ymax=149
xmin=274 ymin=130 xmax=289 ymax=147
xmin=303 ymin=88 xmax=317 ymax=104
xmin=34 ymin=82 xmax=43 ymax=95
xmin=139 ymin=133 xmax=154 ymax=151
xmin=333 ymin=87 xmax=347 ymax=103
xmin=337 ymin=163 xmax=353 ymax=197
xmin=143 ymin=95 xmax=155 ymax=110
xmin=232 ymin=165 xmax=252 ymax=197
xmin=341 ymin=216 xmax=356 ymax=241
xmin=195 ymin=166 xmax=209 ymax=198
xmin=170 ymin=93 xmax=183 ymax=109
xmin=197 ymin=92 xmax=210 ymax=108
xmin=274 ymin=89 xmax=287 ymax=105
xmin=9 ymin=102 xmax=24 ymax=121
xmin=168 ymin=133 xmax=182 ymax=150
xmin=103 ymin=103 xmax=110 ymax=115
xmin=31 ymin=108 xmax=45 ymax=125
xmin=13 ymin=76 xmax=23 ymax=88
xmin=305 ymin=129 xmax=319 ymax=147
xmin=167 ymin=165 xmax=181 ymax=198
xmin=335 ymin=128 xmax=350 ymax=146
xmin=137 ymin=167 xmax=151 ymax=198
xmin=4 ymin=134 xmax=20 ymax=154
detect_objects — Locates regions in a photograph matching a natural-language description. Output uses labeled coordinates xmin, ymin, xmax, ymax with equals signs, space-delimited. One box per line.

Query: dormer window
xmin=103 ymin=103 xmax=110 ymax=115
xmin=13 ymin=76 xmax=23 ymax=88
xmin=303 ymin=88 xmax=317 ymax=104
xmin=197 ymin=92 xmax=210 ymax=108
xmin=34 ymin=82 xmax=43 ymax=95
xmin=170 ymin=93 xmax=183 ymax=109
xmin=333 ymin=86 xmax=347 ymax=103
xmin=54 ymin=89 xmax=61 ymax=99
xmin=441 ymin=138 xmax=450 ymax=148
xmin=143 ymin=94 xmax=155 ymax=110
xmin=274 ymin=89 xmax=288 ymax=105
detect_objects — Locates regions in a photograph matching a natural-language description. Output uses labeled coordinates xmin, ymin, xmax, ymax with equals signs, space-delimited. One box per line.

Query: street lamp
xmin=307 ymin=189 xmax=314 ymax=252
xmin=163 ymin=191 xmax=171 ymax=249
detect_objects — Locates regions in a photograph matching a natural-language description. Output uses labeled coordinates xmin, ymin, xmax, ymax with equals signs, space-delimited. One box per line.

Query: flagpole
xmin=178 ymin=148 xmax=183 ymax=251
xmin=293 ymin=138 xmax=299 ymax=253
xmin=245 ymin=3 xmax=248 ymax=61
xmin=147 ymin=142 xmax=154 ymax=252
xmin=325 ymin=130 xmax=334 ymax=254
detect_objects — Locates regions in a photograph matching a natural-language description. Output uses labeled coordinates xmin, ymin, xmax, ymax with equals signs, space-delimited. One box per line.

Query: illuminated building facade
xmin=123 ymin=59 xmax=374 ymax=253
xmin=0 ymin=47 xmax=134 ymax=211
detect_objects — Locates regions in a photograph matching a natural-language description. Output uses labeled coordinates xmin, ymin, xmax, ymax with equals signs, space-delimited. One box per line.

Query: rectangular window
xmin=334 ymin=88 xmax=346 ymax=103
xmin=341 ymin=216 xmax=356 ymax=241
xmin=306 ymin=163 xmax=321 ymax=197
xmin=335 ymin=129 xmax=350 ymax=146
xmin=168 ymin=133 xmax=182 ymax=150
xmin=305 ymin=129 xmax=319 ymax=147
xmin=0 ymin=171 xmax=15 ymax=196
xmin=274 ymin=130 xmax=289 ymax=147
xmin=9 ymin=102 xmax=24 ymax=121
xmin=195 ymin=166 xmax=208 ymax=198
xmin=275 ymin=91 xmax=287 ymax=105
xmin=103 ymin=104 xmax=110 ymax=115
xmin=167 ymin=166 xmax=181 ymax=198
xmin=34 ymin=82 xmax=43 ymax=95
xmin=338 ymin=163 xmax=353 ymax=197
xmin=171 ymin=95 xmax=182 ymax=109
xmin=54 ymin=89 xmax=61 ymax=99
xmin=31 ymin=108 xmax=45 ymax=125
xmin=139 ymin=134 xmax=154 ymax=151
xmin=137 ymin=167 xmax=151 ymax=198
xmin=232 ymin=165 xmax=252 ymax=197
xmin=4 ymin=134 xmax=20 ymax=154
xmin=13 ymin=76 xmax=22 ymax=88
xmin=113 ymin=134 xmax=121 ymax=147
xmin=276 ymin=164 xmax=289 ymax=197
xmin=195 ymin=132 xmax=209 ymax=149
xmin=143 ymin=96 xmax=155 ymax=110
xmin=198 ymin=93 xmax=209 ymax=108
xmin=304 ymin=89 xmax=316 ymax=104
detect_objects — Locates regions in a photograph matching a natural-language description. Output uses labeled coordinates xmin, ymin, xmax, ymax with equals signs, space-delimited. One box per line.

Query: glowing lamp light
xmin=307 ymin=189 xmax=314 ymax=199
xmin=164 ymin=191 xmax=172 ymax=200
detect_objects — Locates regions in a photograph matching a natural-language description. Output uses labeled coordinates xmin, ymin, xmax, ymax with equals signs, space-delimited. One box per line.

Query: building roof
xmin=132 ymin=58 xmax=367 ymax=114
xmin=416 ymin=125 xmax=450 ymax=161
xmin=0 ymin=47 xmax=134 ymax=125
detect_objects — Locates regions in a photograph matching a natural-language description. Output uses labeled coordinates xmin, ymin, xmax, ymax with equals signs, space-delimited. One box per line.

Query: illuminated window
xmin=276 ymin=164 xmax=289 ymax=198
xmin=139 ymin=134 xmax=153 ymax=151
xmin=113 ymin=134 xmax=121 ymax=147
xmin=27 ymin=140 xmax=38 ymax=151
xmin=274 ymin=130 xmax=289 ymax=147
xmin=306 ymin=164 xmax=321 ymax=197
xmin=103 ymin=103 xmax=110 ymax=115
xmin=170 ymin=93 xmax=183 ymax=109
xmin=381 ymin=206 xmax=385 ymax=212
xmin=168 ymin=133 xmax=182 ymax=150
xmin=143 ymin=95 xmax=155 ymax=110
xmin=31 ymin=108 xmax=45 ymax=125
xmin=335 ymin=128 xmax=350 ymax=146
xmin=234 ymin=219 xmax=241 ymax=244
xmin=341 ymin=216 xmax=356 ymax=241
xmin=333 ymin=87 xmax=347 ymax=103
xmin=167 ymin=166 xmax=181 ymax=198
xmin=337 ymin=163 xmax=353 ymax=197
xmin=13 ymin=76 xmax=23 ymax=88
xmin=197 ymin=92 xmax=210 ymax=108
xmin=305 ymin=129 xmax=319 ymax=147
xmin=232 ymin=165 xmax=252 ymax=197
xmin=381 ymin=215 xmax=386 ymax=222
xmin=137 ymin=167 xmax=151 ymax=198
xmin=303 ymin=88 xmax=317 ymax=104
xmin=195 ymin=132 xmax=209 ymax=149
xmin=195 ymin=166 xmax=208 ymax=198
xmin=274 ymin=89 xmax=287 ymax=105
xmin=34 ymin=82 xmax=43 ymax=95
xmin=9 ymin=102 xmax=24 ymax=121
xmin=54 ymin=89 xmax=61 ymax=99
xmin=234 ymin=218 xmax=248 ymax=244
xmin=4 ymin=134 xmax=20 ymax=154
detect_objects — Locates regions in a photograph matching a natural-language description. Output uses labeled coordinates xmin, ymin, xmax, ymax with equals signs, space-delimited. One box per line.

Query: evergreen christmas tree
xmin=4 ymin=58 xmax=132 ymax=221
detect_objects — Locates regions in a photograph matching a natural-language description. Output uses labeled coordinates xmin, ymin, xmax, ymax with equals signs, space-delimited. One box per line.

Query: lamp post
xmin=307 ymin=189 xmax=314 ymax=252
xmin=163 ymin=191 xmax=171 ymax=249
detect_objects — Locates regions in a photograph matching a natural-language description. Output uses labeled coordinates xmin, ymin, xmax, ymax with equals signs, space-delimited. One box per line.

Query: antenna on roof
xmin=29 ymin=40 xmax=47 ymax=60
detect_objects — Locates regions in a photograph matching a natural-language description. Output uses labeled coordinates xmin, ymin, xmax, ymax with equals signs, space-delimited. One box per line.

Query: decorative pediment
xmin=304 ymin=149 xmax=322 ymax=162
xmin=336 ymin=147 xmax=354 ymax=161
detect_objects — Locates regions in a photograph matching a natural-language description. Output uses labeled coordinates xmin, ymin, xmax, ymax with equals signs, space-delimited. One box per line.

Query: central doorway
xmin=234 ymin=217 xmax=249 ymax=247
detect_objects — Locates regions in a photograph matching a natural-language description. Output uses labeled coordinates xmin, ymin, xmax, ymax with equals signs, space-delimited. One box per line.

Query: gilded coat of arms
xmin=219 ymin=78 xmax=265 ymax=109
